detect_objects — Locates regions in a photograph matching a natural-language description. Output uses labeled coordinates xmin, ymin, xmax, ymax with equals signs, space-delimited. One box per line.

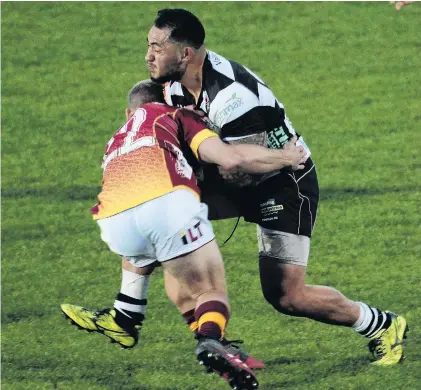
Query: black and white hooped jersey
xmin=163 ymin=50 xmax=311 ymax=156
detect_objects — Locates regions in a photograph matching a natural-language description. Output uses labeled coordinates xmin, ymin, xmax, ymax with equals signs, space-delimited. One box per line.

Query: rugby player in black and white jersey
xmin=143 ymin=9 xmax=408 ymax=366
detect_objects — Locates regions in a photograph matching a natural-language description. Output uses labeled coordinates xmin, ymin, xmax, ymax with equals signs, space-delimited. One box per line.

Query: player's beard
xmin=150 ymin=59 xmax=186 ymax=84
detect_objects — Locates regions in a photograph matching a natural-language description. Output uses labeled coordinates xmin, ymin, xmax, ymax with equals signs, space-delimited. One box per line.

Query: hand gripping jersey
xmin=92 ymin=103 xmax=217 ymax=220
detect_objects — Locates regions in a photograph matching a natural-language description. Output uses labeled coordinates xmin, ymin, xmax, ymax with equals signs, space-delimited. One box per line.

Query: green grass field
xmin=2 ymin=2 xmax=421 ymax=389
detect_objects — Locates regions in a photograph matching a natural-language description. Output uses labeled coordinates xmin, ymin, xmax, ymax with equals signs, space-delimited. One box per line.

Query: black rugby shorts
xmin=200 ymin=158 xmax=319 ymax=238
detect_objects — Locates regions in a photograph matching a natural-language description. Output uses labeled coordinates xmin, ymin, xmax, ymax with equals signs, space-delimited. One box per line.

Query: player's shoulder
xmin=136 ymin=103 xmax=178 ymax=121
xmin=206 ymin=50 xmax=274 ymax=105
xmin=205 ymin=50 xmax=237 ymax=81
xmin=206 ymin=50 xmax=266 ymax=85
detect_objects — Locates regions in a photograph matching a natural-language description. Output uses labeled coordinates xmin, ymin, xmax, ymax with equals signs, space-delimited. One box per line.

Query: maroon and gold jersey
xmin=92 ymin=103 xmax=218 ymax=220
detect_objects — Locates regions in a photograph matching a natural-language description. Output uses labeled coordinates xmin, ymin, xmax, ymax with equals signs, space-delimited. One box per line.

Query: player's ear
xmin=183 ymin=46 xmax=195 ymax=61
xmin=125 ymin=108 xmax=133 ymax=121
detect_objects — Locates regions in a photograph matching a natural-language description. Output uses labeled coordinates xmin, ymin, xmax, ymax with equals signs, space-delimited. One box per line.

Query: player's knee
xmin=277 ymin=292 xmax=305 ymax=315
xmin=261 ymin=283 xmax=305 ymax=315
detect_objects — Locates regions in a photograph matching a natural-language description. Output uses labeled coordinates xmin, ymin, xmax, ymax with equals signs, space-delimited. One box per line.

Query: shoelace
xmin=95 ymin=308 xmax=143 ymax=326
xmin=368 ymin=339 xmax=386 ymax=358
xmin=221 ymin=339 xmax=248 ymax=358
xmin=222 ymin=339 xmax=244 ymax=348
xmin=95 ymin=308 xmax=112 ymax=316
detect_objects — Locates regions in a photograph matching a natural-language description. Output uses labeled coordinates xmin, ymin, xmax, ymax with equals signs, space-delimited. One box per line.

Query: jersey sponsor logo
xmin=260 ymin=199 xmax=275 ymax=207
xmin=260 ymin=198 xmax=283 ymax=221
xmin=266 ymin=126 xmax=289 ymax=149
xmin=214 ymin=93 xmax=244 ymax=126
xmin=180 ymin=222 xmax=203 ymax=245
xmin=208 ymin=52 xmax=222 ymax=66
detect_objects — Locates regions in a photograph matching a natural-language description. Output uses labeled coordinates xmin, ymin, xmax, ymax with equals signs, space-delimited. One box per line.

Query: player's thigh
xmin=259 ymin=259 xmax=307 ymax=299
xmin=162 ymin=239 xmax=227 ymax=297
xmin=257 ymin=226 xmax=310 ymax=266
xmin=257 ymin=226 xmax=309 ymax=292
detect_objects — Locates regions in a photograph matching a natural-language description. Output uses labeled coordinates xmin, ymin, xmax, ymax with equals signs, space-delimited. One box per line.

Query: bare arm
xmin=198 ymin=135 xmax=306 ymax=175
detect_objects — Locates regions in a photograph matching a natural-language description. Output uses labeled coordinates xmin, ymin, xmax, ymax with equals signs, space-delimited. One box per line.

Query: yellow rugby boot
xmin=61 ymin=304 xmax=98 ymax=331
xmin=61 ymin=304 xmax=140 ymax=348
xmin=368 ymin=312 xmax=409 ymax=366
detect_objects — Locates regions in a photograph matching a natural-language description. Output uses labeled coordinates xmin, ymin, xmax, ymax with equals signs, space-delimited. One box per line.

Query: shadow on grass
xmin=264 ymin=356 xmax=370 ymax=388
xmin=2 ymin=310 xmax=46 ymax=325
xmin=1 ymin=353 xmax=191 ymax=390
xmin=265 ymin=356 xmax=315 ymax=366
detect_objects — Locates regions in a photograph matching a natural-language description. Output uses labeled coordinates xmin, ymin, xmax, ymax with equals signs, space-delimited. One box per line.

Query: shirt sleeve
xmin=175 ymin=109 xmax=219 ymax=158
xmin=211 ymin=83 xmax=302 ymax=151
xmin=206 ymin=81 xmax=286 ymax=141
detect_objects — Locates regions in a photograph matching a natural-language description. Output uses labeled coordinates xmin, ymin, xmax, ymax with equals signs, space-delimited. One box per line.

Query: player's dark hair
xmin=128 ymin=80 xmax=165 ymax=107
xmin=154 ymin=9 xmax=205 ymax=49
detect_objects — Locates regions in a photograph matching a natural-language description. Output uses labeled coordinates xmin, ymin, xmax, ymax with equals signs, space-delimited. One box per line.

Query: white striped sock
xmin=113 ymin=270 xmax=150 ymax=321
xmin=366 ymin=312 xmax=386 ymax=338
xmin=114 ymin=300 xmax=147 ymax=316
xmin=353 ymin=302 xmax=389 ymax=338
xmin=120 ymin=269 xmax=150 ymax=300
xmin=352 ymin=302 xmax=372 ymax=332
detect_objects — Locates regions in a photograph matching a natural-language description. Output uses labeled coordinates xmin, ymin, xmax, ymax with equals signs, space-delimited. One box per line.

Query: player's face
xmin=145 ymin=26 xmax=187 ymax=83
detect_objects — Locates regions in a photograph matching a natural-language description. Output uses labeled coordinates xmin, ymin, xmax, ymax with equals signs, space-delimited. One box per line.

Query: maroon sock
xmin=195 ymin=301 xmax=230 ymax=340
xmin=182 ymin=309 xmax=198 ymax=334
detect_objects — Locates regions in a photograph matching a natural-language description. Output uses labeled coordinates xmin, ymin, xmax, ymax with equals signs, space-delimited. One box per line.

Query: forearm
xmin=198 ymin=134 xmax=303 ymax=175
xmin=231 ymin=144 xmax=290 ymax=174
